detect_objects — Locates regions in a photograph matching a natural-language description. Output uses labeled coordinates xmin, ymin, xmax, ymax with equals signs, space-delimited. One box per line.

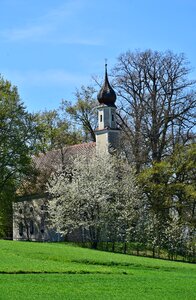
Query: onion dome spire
xmin=97 ymin=63 xmax=116 ymax=106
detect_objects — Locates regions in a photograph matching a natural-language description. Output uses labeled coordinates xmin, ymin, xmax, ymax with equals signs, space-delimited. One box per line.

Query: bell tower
xmin=95 ymin=64 xmax=120 ymax=153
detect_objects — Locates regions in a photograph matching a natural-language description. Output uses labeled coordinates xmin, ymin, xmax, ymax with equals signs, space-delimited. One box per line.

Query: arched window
xmin=30 ymin=220 xmax=34 ymax=235
xmin=19 ymin=222 xmax=23 ymax=236
xmin=100 ymin=114 xmax=103 ymax=122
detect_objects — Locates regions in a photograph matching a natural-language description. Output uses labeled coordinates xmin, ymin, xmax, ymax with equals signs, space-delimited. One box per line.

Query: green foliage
xmin=0 ymin=77 xmax=32 ymax=187
xmin=0 ymin=75 xmax=35 ymax=237
xmin=64 ymin=85 xmax=97 ymax=142
xmin=33 ymin=107 xmax=82 ymax=153
xmin=138 ymin=143 xmax=196 ymax=257
xmin=0 ymin=240 xmax=195 ymax=300
xmin=139 ymin=144 xmax=196 ymax=223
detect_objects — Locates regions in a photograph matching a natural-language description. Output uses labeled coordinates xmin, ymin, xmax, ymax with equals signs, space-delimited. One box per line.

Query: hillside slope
xmin=0 ymin=240 xmax=195 ymax=300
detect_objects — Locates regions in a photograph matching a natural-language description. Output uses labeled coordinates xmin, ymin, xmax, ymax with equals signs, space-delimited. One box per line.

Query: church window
xmin=19 ymin=222 xmax=23 ymax=236
xmin=30 ymin=220 xmax=34 ymax=235
xmin=100 ymin=114 xmax=103 ymax=122
xmin=112 ymin=114 xmax=114 ymax=121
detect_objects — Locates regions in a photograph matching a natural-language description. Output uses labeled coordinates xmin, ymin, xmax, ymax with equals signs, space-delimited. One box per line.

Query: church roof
xmin=17 ymin=142 xmax=96 ymax=198
xmin=34 ymin=142 xmax=96 ymax=171
xmin=97 ymin=64 xmax=116 ymax=107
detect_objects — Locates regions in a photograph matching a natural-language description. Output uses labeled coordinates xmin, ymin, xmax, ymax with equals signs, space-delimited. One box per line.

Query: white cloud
xmin=43 ymin=0 xmax=83 ymax=21
xmin=48 ymin=36 xmax=103 ymax=46
xmin=0 ymin=0 xmax=103 ymax=46
xmin=2 ymin=69 xmax=88 ymax=87
xmin=1 ymin=24 xmax=52 ymax=41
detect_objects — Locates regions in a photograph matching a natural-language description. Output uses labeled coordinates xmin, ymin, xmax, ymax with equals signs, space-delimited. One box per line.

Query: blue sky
xmin=1 ymin=0 xmax=196 ymax=112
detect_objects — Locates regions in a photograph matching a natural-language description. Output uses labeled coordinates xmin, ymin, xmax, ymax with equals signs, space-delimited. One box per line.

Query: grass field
xmin=0 ymin=240 xmax=195 ymax=299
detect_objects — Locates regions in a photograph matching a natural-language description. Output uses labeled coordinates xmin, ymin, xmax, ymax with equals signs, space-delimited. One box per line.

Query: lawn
xmin=0 ymin=240 xmax=195 ymax=299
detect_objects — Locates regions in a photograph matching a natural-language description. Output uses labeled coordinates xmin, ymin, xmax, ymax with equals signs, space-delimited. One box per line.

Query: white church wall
xmin=13 ymin=197 xmax=63 ymax=242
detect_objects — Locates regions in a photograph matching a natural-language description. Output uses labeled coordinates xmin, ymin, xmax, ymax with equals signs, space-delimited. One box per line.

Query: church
xmin=13 ymin=64 xmax=121 ymax=241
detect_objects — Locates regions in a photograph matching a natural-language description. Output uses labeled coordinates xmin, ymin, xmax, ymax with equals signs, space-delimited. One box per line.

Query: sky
xmin=1 ymin=0 xmax=196 ymax=113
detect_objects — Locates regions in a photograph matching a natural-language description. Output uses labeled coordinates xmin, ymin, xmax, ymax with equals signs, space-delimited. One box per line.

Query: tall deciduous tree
xmin=0 ymin=75 xmax=34 ymax=237
xmin=32 ymin=108 xmax=82 ymax=154
xmin=63 ymin=85 xmax=97 ymax=142
xmin=113 ymin=50 xmax=196 ymax=171
xmin=138 ymin=143 xmax=196 ymax=257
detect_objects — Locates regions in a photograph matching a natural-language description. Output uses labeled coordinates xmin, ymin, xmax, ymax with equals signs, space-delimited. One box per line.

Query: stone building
xmin=13 ymin=64 xmax=121 ymax=241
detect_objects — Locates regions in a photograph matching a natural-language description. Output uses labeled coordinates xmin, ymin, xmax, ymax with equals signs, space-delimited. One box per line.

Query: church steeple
xmin=95 ymin=63 xmax=120 ymax=154
xmin=97 ymin=63 xmax=116 ymax=107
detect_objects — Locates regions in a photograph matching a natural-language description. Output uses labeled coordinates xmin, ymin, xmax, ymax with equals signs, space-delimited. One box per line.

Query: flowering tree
xmin=47 ymin=153 xmax=141 ymax=248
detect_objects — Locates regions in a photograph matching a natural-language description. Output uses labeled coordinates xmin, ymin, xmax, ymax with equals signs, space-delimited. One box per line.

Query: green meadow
xmin=0 ymin=240 xmax=195 ymax=300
